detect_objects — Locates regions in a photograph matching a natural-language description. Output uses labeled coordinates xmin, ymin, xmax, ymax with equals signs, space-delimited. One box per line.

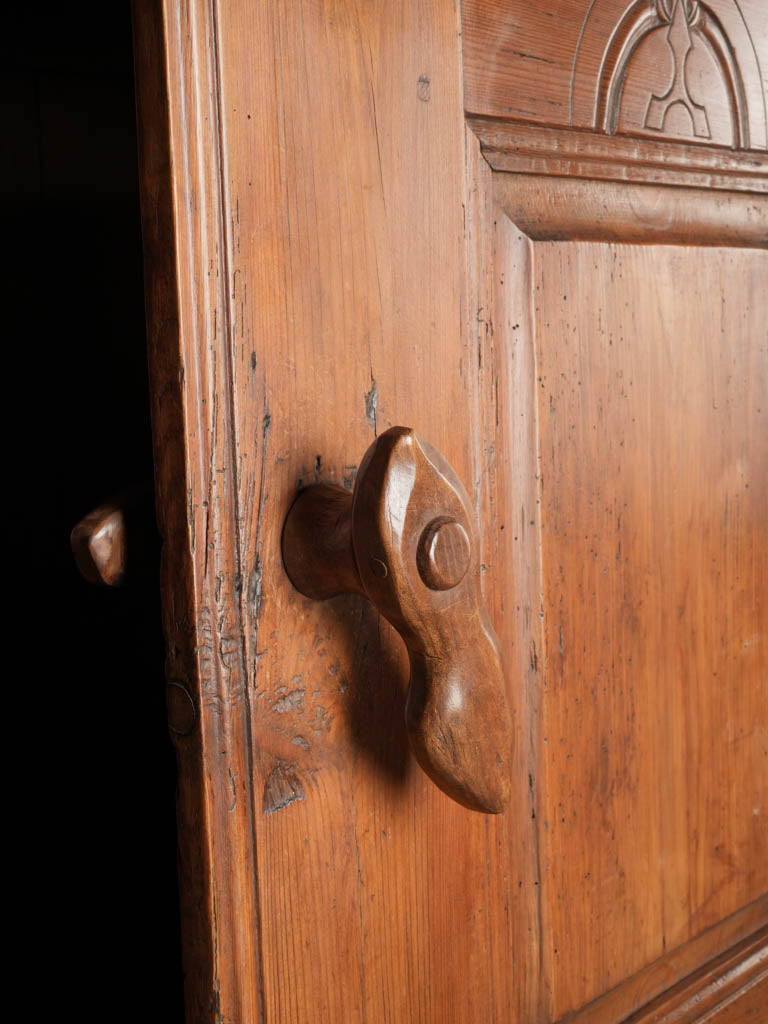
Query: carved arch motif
xmin=570 ymin=0 xmax=767 ymax=150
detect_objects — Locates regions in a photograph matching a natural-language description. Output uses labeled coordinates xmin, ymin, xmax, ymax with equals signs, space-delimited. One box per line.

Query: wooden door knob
xmin=282 ymin=427 xmax=512 ymax=813
xmin=70 ymin=482 xmax=157 ymax=586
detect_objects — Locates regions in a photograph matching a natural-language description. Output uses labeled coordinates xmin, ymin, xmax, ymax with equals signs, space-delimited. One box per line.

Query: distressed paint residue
xmin=271 ymin=687 xmax=305 ymax=713
xmin=262 ymin=760 xmax=306 ymax=815
xmin=364 ymin=378 xmax=378 ymax=432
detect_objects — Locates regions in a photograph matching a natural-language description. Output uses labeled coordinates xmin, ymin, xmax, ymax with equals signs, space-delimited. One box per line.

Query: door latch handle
xmin=282 ymin=427 xmax=512 ymax=813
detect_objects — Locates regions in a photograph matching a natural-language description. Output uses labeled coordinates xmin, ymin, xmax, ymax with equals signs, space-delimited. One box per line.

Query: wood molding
xmin=132 ymin=1 xmax=265 ymax=1020
xmin=133 ymin=0 xmax=768 ymax=1017
xmin=462 ymin=0 xmax=768 ymax=152
xmin=487 ymin=187 xmax=768 ymax=1014
xmin=463 ymin=122 xmax=547 ymax=1022
xmin=571 ymin=0 xmax=768 ymax=149
xmin=623 ymin=926 xmax=768 ymax=1022
xmin=493 ymin=171 xmax=768 ymax=248
xmin=560 ymin=897 xmax=768 ymax=1023
xmin=469 ymin=118 xmax=768 ymax=194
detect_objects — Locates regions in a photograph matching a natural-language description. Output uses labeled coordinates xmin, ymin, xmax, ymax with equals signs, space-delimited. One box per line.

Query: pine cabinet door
xmin=133 ymin=1 xmax=767 ymax=1019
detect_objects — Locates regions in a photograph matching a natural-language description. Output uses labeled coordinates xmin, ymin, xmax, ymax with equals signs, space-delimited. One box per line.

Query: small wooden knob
xmin=282 ymin=427 xmax=513 ymax=814
xmin=71 ymin=503 xmax=128 ymax=586
xmin=70 ymin=482 xmax=157 ymax=586
xmin=417 ymin=517 xmax=471 ymax=590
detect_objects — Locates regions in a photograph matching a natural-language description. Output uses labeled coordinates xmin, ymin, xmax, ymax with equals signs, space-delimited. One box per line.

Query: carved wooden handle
xmin=282 ymin=427 xmax=512 ymax=813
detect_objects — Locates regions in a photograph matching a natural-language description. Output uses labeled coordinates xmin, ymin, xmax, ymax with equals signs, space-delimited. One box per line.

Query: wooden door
xmin=132 ymin=0 xmax=767 ymax=1020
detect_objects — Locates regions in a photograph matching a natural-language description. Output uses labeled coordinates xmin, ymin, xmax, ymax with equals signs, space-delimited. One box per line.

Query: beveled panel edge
xmin=493 ymin=171 xmax=768 ymax=249
xmin=469 ymin=117 xmax=768 ymax=195
xmin=623 ymin=926 xmax=768 ymax=1022
xmin=557 ymin=896 xmax=768 ymax=1023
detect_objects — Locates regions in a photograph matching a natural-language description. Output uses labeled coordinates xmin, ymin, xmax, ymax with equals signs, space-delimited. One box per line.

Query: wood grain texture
xmin=468 ymin=24 xmax=768 ymax=1015
xmin=132 ymin=5 xmax=217 ymax=1018
xmin=464 ymin=122 xmax=547 ymax=1022
xmin=462 ymin=0 xmax=768 ymax=148
xmin=623 ymin=924 xmax=768 ymax=1023
xmin=464 ymin=147 xmax=767 ymax=1022
xmin=133 ymin=0 xmax=540 ymax=1020
xmin=513 ymin=236 xmax=768 ymax=1018
xmin=134 ymin=0 xmax=268 ymax=1018
xmin=493 ymin=172 xmax=768 ymax=247
xmin=282 ymin=427 xmax=514 ymax=813
xmin=562 ymin=899 xmax=768 ymax=1021
xmin=133 ymin=0 xmax=768 ymax=1019
xmin=469 ymin=118 xmax=768 ymax=194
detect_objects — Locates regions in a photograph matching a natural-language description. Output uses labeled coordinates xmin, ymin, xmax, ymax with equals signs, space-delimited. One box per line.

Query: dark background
xmin=4 ymin=8 xmax=185 ymax=1018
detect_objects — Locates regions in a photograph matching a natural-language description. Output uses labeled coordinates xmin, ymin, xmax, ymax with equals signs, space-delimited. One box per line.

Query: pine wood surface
xmin=622 ymin=924 xmax=768 ymax=1023
xmin=461 ymin=0 xmax=768 ymax=151
xmin=527 ymin=239 xmax=767 ymax=1016
xmin=134 ymin=0 xmax=539 ymax=1020
xmin=133 ymin=0 xmax=767 ymax=1020
xmin=563 ymin=903 xmax=768 ymax=1022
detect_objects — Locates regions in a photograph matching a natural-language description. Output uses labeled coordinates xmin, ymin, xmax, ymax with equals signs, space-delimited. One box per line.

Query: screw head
xmin=417 ymin=517 xmax=471 ymax=591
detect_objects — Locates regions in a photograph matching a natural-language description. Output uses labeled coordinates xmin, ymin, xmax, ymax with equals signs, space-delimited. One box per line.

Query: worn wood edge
xmin=132 ymin=1 xmax=264 ymax=1021
xmin=623 ymin=925 xmax=768 ymax=1023
xmin=131 ymin=2 xmax=215 ymax=1018
xmin=160 ymin=0 xmax=265 ymax=1017
xmin=468 ymin=117 xmax=768 ymax=195
xmin=493 ymin=172 xmax=768 ymax=249
xmin=559 ymin=896 xmax=768 ymax=1023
